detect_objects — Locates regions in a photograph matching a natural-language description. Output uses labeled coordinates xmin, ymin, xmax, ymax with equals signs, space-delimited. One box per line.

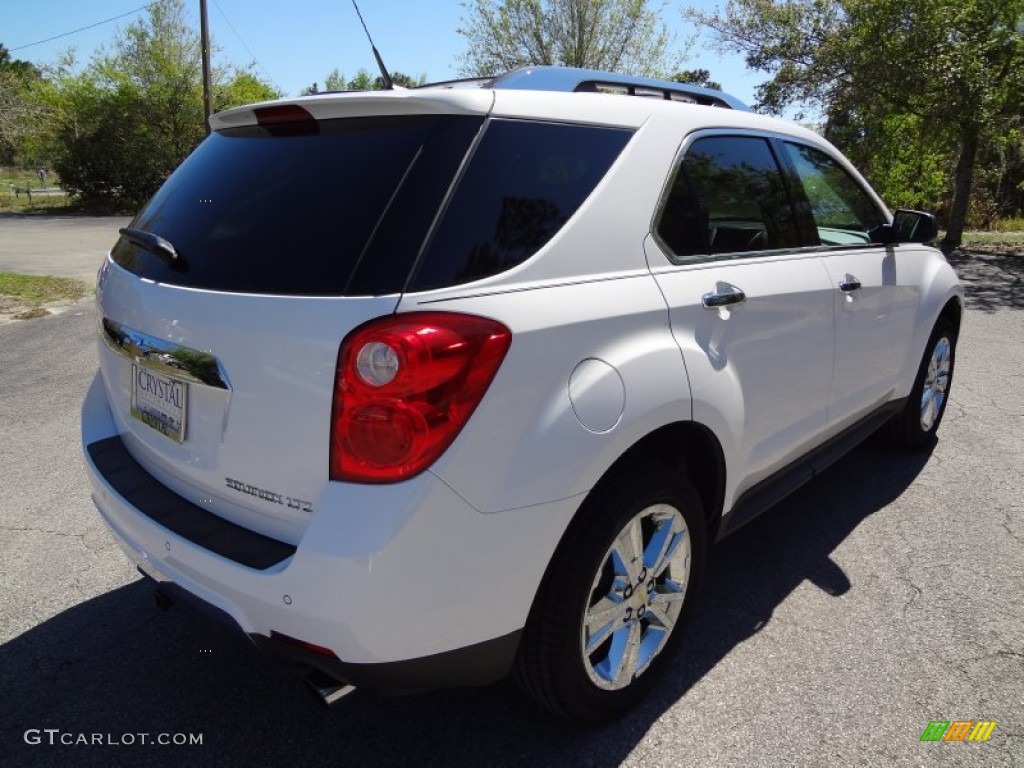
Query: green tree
xmin=347 ymin=68 xmax=375 ymax=90
xmin=373 ymin=71 xmax=427 ymax=89
xmin=325 ymin=67 xmax=348 ymax=91
xmin=0 ymin=43 xmax=38 ymax=79
xmin=30 ymin=0 xmax=278 ymax=207
xmin=0 ymin=44 xmax=44 ymax=164
xmin=671 ymin=68 xmax=721 ymax=91
xmin=689 ymin=0 xmax=1024 ymax=245
xmin=300 ymin=68 xmax=427 ymax=95
xmin=216 ymin=71 xmax=280 ymax=109
xmin=457 ymin=0 xmax=676 ymax=77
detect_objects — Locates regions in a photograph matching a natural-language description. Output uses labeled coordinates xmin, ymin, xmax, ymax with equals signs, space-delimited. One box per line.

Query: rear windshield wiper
xmin=118 ymin=228 xmax=181 ymax=268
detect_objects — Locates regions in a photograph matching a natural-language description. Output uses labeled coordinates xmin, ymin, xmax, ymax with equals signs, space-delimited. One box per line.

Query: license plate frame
xmin=130 ymin=364 xmax=188 ymax=443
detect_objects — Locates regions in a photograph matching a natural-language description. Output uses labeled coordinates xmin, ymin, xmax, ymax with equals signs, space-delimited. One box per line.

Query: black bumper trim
xmin=251 ymin=629 xmax=522 ymax=694
xmin=88 ymin=435 xmax=296 ymax=570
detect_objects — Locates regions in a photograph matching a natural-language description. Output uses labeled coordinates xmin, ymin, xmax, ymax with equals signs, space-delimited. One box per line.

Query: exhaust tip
xmin=305 ymin=670 xmax=356 ymax=708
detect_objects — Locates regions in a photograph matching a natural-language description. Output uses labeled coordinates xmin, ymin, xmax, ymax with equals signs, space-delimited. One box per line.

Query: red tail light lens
xmin=270 ymin=631 xmax=339 ymax=659
xmin=253 ymin=104 xmax=318 ymax=136
xmin=330 ymin=313 xmax=512 ymax=483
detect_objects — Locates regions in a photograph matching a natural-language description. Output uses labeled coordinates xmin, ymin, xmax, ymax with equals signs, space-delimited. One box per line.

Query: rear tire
xmin=883 ymin=317 xmax=957 ymax=450
xmin=514 ymin=462 xmax=706 ymax=722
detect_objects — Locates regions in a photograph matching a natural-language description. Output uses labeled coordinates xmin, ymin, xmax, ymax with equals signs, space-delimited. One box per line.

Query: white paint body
xmin=82 ymin=86 xmax=963 ymax=668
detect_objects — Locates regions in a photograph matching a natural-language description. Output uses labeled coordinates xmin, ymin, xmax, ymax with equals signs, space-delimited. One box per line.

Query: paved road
xmin=0 ymin=214 xmax=129 ymax=284
xmin=0 ymin=244 xmax=1021 ymax=766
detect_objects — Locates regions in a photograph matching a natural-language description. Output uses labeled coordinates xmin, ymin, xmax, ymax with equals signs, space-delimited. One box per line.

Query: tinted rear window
xmin=111 ymin=115 xmax=482 ymax=296
xmin=409 ymin=119 xmax=633 ymax=291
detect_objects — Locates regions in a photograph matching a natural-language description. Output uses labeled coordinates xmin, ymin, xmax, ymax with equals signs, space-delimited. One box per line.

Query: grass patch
xmin=0 ymin=272 xmax=89 ymax=304
xmin=0 ymin=167 xmax=73 ymax=213
xmin=991 ymin=217 xmax=1024 ymax=232
xmin=0 ymin=167 xmax=134 ymax=214
xmin=960 ymin=230 xmax=1024 ymax=249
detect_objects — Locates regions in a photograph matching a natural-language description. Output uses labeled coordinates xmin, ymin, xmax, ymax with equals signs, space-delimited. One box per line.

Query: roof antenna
xmin=351 ymin=0 xmax=395 ymax=89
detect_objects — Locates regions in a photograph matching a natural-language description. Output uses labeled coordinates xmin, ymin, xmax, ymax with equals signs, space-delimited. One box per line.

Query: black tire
xmin=514 ymin=462 xmax=706 ymax=722
xmin=882 ymin=317 xmax=957 ymax=450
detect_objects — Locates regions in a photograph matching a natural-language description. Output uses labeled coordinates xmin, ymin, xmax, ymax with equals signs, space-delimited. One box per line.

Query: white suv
xmin=82 ymin=67 xmax=962 ymax=721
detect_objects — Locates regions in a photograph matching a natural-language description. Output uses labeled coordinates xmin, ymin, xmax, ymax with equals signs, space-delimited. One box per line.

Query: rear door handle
xmin=702 ymin=287 xmax=747 ymax=309
xmin=839 ymin=278 xmax=862 ymax=292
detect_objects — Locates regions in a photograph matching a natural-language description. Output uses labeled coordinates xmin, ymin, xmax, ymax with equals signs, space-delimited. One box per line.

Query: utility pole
xmin=200 ymin=0 xmax=213 ymax=134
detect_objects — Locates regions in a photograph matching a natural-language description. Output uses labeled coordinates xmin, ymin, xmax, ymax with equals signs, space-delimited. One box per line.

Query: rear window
xmin=408 ymin=119 xmax=633 ymax=291
xmin=111 ymin=115 xmax=483 ymax=296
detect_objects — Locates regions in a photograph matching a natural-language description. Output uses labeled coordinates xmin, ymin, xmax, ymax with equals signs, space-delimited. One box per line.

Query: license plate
xmin=131 ymin=364 xmax=188 ymax=443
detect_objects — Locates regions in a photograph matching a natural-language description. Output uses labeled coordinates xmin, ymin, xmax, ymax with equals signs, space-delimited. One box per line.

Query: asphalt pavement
xmin=0 ymin=213 xmax=129 ymax=283
xmin=0 ymin=222 xmax=1021 ymax=766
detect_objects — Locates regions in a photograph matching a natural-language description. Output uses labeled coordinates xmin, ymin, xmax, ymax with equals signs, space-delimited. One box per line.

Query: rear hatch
xmin=95 ymin=93 xmax=490 ymax=544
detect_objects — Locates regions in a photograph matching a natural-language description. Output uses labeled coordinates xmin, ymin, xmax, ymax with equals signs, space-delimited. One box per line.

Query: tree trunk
xmin=942 ymin=121 xmax=980 ymax=249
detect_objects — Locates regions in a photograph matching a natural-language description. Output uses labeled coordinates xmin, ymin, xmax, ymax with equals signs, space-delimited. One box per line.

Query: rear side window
xmin=656 ymin=135 xmax=801 ymax=261
xmin=782 ymin=142 xmax=885 ymax=246
xmin=409 ymin=120 xmax=633 ymax=291
xmin=111 ymin=115 xmax=482 ymax=296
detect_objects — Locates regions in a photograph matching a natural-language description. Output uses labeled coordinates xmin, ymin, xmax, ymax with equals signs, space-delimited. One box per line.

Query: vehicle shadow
xmin=946 ymin=249 xmax=1023 ymax=312
xmin=0 ymin=441 xmax=931 ymax=768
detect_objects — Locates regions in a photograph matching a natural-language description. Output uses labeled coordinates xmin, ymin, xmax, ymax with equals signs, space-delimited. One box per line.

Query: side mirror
xmin=890 ymin=209 xmax=938 ymax=244
xmin=871 ymin=210 xmax=938 ymax=245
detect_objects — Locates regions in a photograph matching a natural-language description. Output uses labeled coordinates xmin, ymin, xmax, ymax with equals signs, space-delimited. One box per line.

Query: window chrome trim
xmin=646 ymin=240 xmax=826 ymax=275
xmin=101 ymin=318 xmax=231 ymax=390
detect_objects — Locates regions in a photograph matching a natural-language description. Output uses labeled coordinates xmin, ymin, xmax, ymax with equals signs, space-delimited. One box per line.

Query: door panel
xmin=647 ymin=241 xmax=835 ymax=491
xmin=777 ymin=141 xmax=918 ymax=426
xmin=822 ymin=249 xmax=919 ymax=425
xmin=649 ymin=133 xmax=837 ymax=504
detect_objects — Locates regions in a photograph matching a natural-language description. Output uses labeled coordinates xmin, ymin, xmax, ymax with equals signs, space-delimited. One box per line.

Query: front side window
xmin=656 ymin=135 xmax=801 ymax=262
xmin=782 ymin=142 xmax=885 ymax=246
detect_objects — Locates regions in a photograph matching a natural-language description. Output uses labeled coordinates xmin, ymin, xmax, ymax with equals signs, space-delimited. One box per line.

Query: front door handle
xmin=839 ymin=278 xmax=862 ymax=292
xmin=702 ymin=287 xmax=747 ymax=309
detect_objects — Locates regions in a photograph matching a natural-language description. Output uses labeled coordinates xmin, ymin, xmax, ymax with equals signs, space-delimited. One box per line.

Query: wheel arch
xmin=514 ymin=426 xmax=718 ymax=719
xmin=938 ymin=295 xmax=963 ymax=337
xmin=521 ymin=420 xmax=726 ymax=639
xmin=587 ymin=421 xmax=726 ymax=540
xmin=897 ymin=253 xmax=964 ymax=399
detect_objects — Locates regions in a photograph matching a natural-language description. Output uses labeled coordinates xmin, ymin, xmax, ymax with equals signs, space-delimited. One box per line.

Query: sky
xmin=2 ymin=1 xmax=766 ymax=105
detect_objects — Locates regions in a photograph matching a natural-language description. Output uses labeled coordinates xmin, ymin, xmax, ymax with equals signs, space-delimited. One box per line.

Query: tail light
xmin=330 ymin=313 xmax=512 ymax=483
xmin=253 ymin=104 xmax=318 ymax=136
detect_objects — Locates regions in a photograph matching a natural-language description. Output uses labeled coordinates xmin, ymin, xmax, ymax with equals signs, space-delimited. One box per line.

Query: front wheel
xmin=514 ymin=463 xmax=706 ymax=721
xmin=883 ymin=317 xmax=957 ymax=449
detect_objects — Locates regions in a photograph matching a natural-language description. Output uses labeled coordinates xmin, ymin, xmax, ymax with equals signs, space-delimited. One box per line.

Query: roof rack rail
xmin=486 ymin=66 xmax=749 ymax=110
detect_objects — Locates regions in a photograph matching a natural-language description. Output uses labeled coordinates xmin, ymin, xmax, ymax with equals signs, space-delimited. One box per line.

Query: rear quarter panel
xmin=404 ymin=273 xmax=691 ymax=512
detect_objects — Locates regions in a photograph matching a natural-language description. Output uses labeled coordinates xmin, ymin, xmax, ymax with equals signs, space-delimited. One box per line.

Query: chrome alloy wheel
xmin=581 ymin=503 xmax=691 ymax=690
xmin=920 ymin=336 xmax=952 ymax=432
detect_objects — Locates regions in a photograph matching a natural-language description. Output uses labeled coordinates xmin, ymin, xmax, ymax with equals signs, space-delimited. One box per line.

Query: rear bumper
xmin=82 ymin=371 xmax=580 ymax=690
xmin=249 ymin=629 xmax=523 ymax=693
xmin=140 ymin=566 xmax=521 ymax=693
